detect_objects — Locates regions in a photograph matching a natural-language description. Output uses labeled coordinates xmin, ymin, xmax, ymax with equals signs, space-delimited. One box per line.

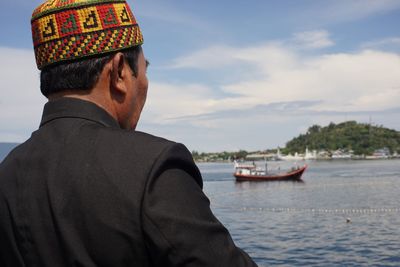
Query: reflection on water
xmin=199 ymin=160 xmax=400 ymax=266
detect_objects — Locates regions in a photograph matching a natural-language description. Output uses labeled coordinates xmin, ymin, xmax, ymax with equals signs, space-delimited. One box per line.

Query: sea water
xmin=199 ymin=160 xmax=400 ymax=266
xmin=2 ymin=144 xmax=399 ymax=266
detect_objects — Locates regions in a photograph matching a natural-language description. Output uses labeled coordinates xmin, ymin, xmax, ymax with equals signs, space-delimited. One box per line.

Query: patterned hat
xmin=31 ymin=0 xmax=143 ymax=70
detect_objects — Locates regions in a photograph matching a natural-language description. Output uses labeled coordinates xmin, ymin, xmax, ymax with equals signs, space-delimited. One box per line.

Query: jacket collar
xmin=40 ymin=97 xmax=121 ymax=129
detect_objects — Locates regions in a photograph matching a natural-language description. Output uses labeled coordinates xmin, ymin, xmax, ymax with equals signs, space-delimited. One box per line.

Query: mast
xmin=264 ymin=157 xmax=268 ymax=174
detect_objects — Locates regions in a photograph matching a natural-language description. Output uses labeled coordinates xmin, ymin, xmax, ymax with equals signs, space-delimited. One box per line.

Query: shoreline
xmin=195 ymin=157 xmax=400 ymax=164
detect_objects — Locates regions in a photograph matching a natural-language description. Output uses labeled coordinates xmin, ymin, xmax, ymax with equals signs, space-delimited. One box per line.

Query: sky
xmin=0 ymin=0 xmax=399 ymax=152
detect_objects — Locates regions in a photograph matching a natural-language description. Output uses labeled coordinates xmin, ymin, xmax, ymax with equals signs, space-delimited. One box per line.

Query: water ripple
xmin=201 ymin=160 xmax=400 ymax=266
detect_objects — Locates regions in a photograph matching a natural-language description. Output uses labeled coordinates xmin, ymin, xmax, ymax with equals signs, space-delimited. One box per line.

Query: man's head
xmin=31 ymin=0 xmax=143 ymax=70
xmin=31 ymin=0 xmax=148 ymax=130
xmin=39 ymin=46 xmax=141 ymax=97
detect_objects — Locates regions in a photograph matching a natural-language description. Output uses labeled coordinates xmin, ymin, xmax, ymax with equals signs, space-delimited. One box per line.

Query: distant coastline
xmin=193 ymin=121 xmax=400 ymax=163
xmin=192 ymin=150 xmax=400 ymax=163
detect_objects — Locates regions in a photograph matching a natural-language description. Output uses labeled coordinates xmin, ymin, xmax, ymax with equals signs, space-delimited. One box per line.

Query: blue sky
xmin=0 ymin=0 xmax=400 ymax=152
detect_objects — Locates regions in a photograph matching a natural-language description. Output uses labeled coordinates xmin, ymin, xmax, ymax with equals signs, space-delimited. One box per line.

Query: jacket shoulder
xmin=93 ymin=128 xmax=194 ymax=169
xmin=98 ymin=129 xmax=177 ymax=156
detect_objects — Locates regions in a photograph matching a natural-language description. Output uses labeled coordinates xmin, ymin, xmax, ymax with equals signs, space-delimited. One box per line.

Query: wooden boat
xmin=234 ymin=162 xmax=307 ymax=181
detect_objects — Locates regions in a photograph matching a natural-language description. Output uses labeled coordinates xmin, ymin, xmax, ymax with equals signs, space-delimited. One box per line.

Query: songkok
xmin=31 ymin=0 xmax=143 ymax=70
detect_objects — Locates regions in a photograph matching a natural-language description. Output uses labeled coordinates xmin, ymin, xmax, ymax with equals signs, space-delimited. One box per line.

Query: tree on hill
xmin=283 ymin=121 xmax=400 ymax=155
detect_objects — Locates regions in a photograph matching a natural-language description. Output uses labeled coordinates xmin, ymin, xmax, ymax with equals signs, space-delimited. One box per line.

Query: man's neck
xmin=48 ymin=90 xmax=118 ymax=125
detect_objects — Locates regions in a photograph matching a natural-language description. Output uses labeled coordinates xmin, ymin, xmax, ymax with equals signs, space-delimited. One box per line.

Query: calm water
xmin=2 ymin=145 xmax=399 ymax=266
xmin=199 ymin=160 xmax=400 ymax=266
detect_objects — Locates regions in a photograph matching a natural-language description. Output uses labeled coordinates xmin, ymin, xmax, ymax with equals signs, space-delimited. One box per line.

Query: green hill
xmin=283 ymin=121 xmax=400 ymax=155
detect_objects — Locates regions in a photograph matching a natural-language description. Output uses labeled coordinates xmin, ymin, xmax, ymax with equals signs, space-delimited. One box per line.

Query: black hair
xmin=40 ymin=45 xmax=142 ymax=97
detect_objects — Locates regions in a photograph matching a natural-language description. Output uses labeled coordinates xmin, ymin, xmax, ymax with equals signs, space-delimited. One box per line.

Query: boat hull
xmin=234 ymin=165 xmax=307 ymax=182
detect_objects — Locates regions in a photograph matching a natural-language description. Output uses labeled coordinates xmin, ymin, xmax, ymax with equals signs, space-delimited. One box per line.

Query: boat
xmin=233 ymin=161 xmax=307 ymax=181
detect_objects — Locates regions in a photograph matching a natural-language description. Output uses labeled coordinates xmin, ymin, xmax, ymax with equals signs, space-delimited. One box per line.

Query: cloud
xmin=0 ymin=47 xmax=45 ymax=142
xmin=170 ymin=42 xmax=297 ymax=72
xmin=361 ymin=37 xmax=400 ymax=51
xmin=173 ymin=101 xmax=400 ymax=122
xmin=170 ymin=101 xmax=323 ymax=121
xmin=308 ymin=0 xmax=400 ymax=24
xmin=169 ymin=45 xmax=240 ymax=69
xmin=132 ymin=0 xmax=213 ymax=33
xmin=292 ymin=30 xmax=334 ymax=49
xmin=143 ymin=82 xmax=218 ymax=122
xmin=1 ymin=43 xmax=399 ymax=150
xmin=148 ymin=43 xmax=400 ymax=130
xmin=223 ymin=49 xmax=400 ymax=112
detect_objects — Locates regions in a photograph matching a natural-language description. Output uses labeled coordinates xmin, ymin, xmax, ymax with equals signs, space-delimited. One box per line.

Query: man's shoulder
xmin=0 ymin=140 xmax=31 ymax=166
xmin=95 ymin=128 xmax=191 ymax=162
xmin=93 ymin=129 xmax=197 ymax=181
xmin=129 ymin=131 xmax=174 ymax=146
xmin=99 ymin=128 xmax=176 ymax=150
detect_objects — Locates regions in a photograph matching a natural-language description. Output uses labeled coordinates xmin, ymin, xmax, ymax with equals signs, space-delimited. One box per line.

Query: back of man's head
xmin=31 ymin=0 xmax=143 ymax=97
xmin=40 ymin=46 xmax=141 ymax=97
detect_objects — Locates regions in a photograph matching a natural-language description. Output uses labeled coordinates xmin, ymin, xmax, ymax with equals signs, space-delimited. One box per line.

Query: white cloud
xmin=0 ymin=47 xmax=45 ymax=142
xmin=170 ymin=45 xmax=240 ymax=69
xmin=131 ymin=0 xmax=213 ymax=33
xmin=150 ymin=44 xmax=400 ymax=127
xmin=144 ymin=82 xmax=217 ymax=122
xmin=310 ymin=0 xmax=400 ymax=24
xmin=1 ymin=45 xmax=399 ymax=150
xmin=222 ymin=49 xmax=400 ymax=112
xmin=170 ymin=42 xmax=297 ymax=73
xmin=292 ymin=30 xmax=334 ymax=49
xmin=361 ymin=37 xmax=400 ymax=49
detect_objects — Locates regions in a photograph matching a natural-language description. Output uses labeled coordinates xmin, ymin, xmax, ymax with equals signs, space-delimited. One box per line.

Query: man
xmin=0 ymin=0 xmax=257 ymax=266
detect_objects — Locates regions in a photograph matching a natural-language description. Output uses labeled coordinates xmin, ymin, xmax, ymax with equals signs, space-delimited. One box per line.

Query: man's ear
xmin=110 ymin=52 xmax=128 ymax=95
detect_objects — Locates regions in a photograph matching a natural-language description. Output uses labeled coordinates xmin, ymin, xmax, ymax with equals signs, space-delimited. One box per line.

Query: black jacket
xmin=0 ymin=98 xmax=257 ymax=267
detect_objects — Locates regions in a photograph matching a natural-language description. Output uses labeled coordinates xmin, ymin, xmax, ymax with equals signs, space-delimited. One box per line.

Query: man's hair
xmin=40 ymin=46 xmax=142 ymax=97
